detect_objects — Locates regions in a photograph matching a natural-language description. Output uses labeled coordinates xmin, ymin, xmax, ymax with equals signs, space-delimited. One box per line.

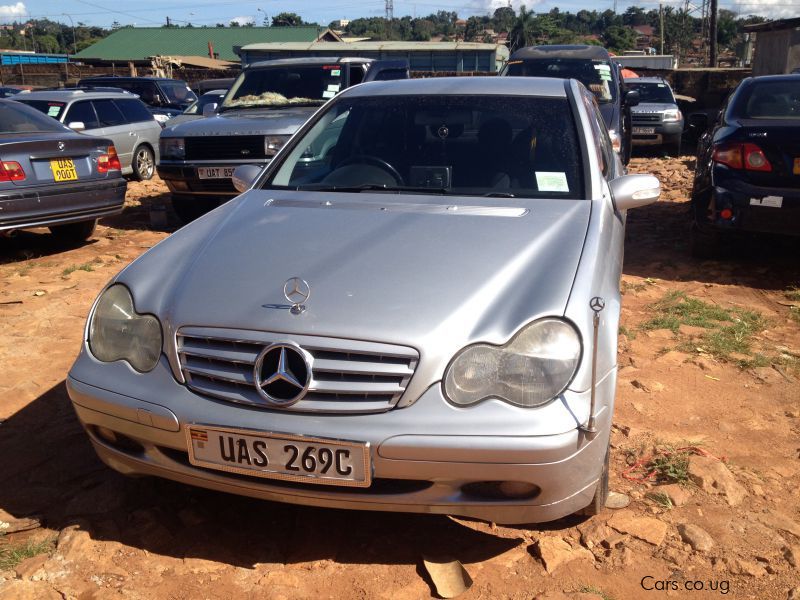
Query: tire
xmin=49 ymin=220 xmax=97 ymax=244
xmin=132 ymin=145 xmax=155 ymax=181
xmin=171 ymin=194 xmax=220 ymax=225
xmin=576 ymin=443 xmax=609 ymax=517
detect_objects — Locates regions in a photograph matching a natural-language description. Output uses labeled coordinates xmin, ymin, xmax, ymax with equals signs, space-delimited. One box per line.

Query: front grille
xmin=185 ymin=136 xmax=266 ymax=160
xmin=632 ymin=114 xmax=661 ymax=123
xmin=177 ymin=327 xmax=419 ymax=414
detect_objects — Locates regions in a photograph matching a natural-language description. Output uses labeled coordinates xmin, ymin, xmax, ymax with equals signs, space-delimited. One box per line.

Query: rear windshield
xmin=159 ymin=81 xmax=197 ymax=105
xmin=222 ymin=65 xmax=344 ymax=109
xmin=734 ymin=80 xmax=800 ymax=119
xmin=15 ymin=99 xmax=66 ymax=120
xmin=626 ymin=81 xmax=675 ymax=104
xmin=266 ymin=94 xmax=585 ymax=200
xmin=504 ymin=59 xmax=617 ymax=103
xmin=0 ymin=101 xmax=67 ymax=133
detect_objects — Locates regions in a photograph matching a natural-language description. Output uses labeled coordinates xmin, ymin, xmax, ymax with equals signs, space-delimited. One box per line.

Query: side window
xmin=348 ymin=64 xmax=366 ymax=86
xmin=64 ymin=101 xmax=99 ymax=129
xmin=114 ymin=99 xmax=153 ymax=123
xmin=92 ymin=100 xmax=126 ymax=127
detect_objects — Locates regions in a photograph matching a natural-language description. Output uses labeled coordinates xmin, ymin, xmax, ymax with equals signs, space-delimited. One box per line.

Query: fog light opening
xmin=91 ymin=426 xmax=145 ymax=454
xmin=461 ymin=481 xmax=541 ymax=501
xmin=95 ymin=426 xmax=118 ymax=444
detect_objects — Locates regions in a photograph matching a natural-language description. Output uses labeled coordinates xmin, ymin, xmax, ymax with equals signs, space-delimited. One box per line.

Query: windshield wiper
xmin=483 ymin=191 xmax=516 ymax=198
xmin=296 ymin=184 xmax=452 ymax=194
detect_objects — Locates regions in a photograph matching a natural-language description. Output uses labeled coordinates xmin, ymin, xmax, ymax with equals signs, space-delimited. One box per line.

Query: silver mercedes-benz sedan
xmin=67 ymin=77 xmax=660 ymax=524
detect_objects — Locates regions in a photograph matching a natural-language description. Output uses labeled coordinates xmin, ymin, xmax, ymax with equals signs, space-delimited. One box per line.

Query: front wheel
xmin=49 ymin=220 xmax=97 ymax=244
xmin=132 ymin=145 xmax=155 ymax=181
xmin=576 ymin=443 xmax=609 ymax=516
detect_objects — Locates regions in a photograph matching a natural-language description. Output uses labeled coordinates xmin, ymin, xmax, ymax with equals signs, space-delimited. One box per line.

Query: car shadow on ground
xmin=0 ymin=381 xmax=527 ymax=569
xmin=622 ymin=196 xmax=800 ymax=290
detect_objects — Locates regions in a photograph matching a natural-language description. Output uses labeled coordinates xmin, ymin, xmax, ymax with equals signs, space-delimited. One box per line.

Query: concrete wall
xmin=752 ymin=28 xmax=800 ymax=75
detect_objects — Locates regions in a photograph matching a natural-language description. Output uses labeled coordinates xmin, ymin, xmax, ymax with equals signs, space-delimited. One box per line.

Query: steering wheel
xmin=336 ymin=155 xmax=404 ymax=185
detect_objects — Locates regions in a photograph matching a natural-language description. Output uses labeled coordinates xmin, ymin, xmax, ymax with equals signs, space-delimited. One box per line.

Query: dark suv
xmin=500 ymin=45 xmax=638 ymax=165
xmin=78 ymin=76 xmax=197 ymax=125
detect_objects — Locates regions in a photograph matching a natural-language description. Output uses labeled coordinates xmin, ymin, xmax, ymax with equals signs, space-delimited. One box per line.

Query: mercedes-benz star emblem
xmin=437 ymin=125 xmax=449 ymax=139
xmin=57 ymin=142 xmax=65 ymax=151
xmin=253 ymin=343 xmax=311 ymax=406
xmin=589 ymin=296 xmax=606 ymax=313
xmin=283 ymin=277 xmax=311 ymax=315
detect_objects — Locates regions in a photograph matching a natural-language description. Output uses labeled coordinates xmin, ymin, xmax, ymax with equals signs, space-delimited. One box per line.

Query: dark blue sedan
xmin=691 ymin=74 xmax=800 ymax=256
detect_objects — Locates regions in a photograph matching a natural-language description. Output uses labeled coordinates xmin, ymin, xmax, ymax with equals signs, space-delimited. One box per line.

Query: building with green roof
xmin=74 ymin=26 xmax=341 ymax=63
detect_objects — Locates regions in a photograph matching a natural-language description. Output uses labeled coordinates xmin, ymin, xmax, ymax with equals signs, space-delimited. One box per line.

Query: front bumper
xmin=158 ymin=160 xmax=269 ymax=198
xmin=631 ymin=121 xmax=682 ymax=146
xmin=66 ymin=363 xmax=615 ymax=525
xmin=0 ymin=177 xmax=127 ymax=232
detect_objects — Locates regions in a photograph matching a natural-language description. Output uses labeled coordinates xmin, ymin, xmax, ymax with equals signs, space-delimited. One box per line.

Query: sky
xmin=6 ymin=0 xmax=797 ymax=29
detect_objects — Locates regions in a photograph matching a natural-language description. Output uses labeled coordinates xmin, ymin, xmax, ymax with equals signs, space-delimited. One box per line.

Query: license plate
xmin=632 ymin=127 xmax=655 ymax=135
xmin=50 ymin=158 xmax=78 ymax=182
xmin=794 ymin=158 xmax=800 ymax=175
xmin=186 ymin=425 xmax=371 ymax=487
xmin=197 ymin=167 xmax=235 ymax=179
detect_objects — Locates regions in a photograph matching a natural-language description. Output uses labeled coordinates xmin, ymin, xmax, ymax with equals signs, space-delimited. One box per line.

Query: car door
xmin=92 ymin=99 xmax=135 ymax=172
xmin=363 ymin=60 xmax=410 ymax=82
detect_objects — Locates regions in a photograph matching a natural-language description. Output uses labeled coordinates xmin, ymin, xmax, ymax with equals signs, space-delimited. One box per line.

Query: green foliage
xmin=0 ymin=538 xmax=55 ymax=571
xmin=271 ymin=12 xmax=309 ymax=27
xmin=602 ymin=25 xmax=637 ymax=52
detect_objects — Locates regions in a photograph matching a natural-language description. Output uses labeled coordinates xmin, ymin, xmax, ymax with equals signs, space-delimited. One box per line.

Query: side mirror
xmin=625 ymin=90 xmax=640 ymax=107
xmin=609 ymin=174 xmax=660 ymax=211
xmin=202 ymin=103 xmax=218 ymax=117
xmin=232 ymin=164 xmax=263 ymax=194
xmin=68 ymin=121 xmax=85 ymax=131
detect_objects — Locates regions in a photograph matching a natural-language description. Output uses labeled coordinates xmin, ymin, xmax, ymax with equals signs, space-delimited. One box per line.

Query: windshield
xmin=505 ymin=59 xmax=617 ymax=103
xmin=222 ymin=65 xmax=344 ymax=109
xmin=626 ymin=81 xmax=675 ymax=104
xmin=0 ymin=101 xmax=68 ymax=133
xmin=184 ymin=92 xmax=225 ymax=115
xmin=265 ymin=94 xmax=584 ymax=199
xmin=734 ymin=80 xmax=800 ymax=119
xmin=159 ymin=81 xmax=197 ymax=106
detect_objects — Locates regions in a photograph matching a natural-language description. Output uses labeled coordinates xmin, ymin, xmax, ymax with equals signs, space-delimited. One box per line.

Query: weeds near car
xmin=0 ymin=537 xmax=55 ymax=571
xmin=647 ymin=491 xmax=673 ymax=509
xmin=579 ymin=585 xmax=615 ymax=600
xmin=641 ymin=291 xmax=768 ymax=367
xmin=61 ymin=262 xmax=96 ymax=278
xmin=786 ymin=286 xmax=800 ymax=302
xmin=618 ymin=325 xmax=637 ymax=340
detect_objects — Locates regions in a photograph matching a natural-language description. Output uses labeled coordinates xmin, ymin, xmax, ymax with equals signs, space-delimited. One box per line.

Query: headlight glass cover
xmin=662 ymin=109 xmax=682 ymax=122
xmin=444 ymin=319 xmax=582 ymax=408
xmin=88 ymin=284 xmax=163 ymax=372
xmin=160 ymin=137 xmax=185 ymax=159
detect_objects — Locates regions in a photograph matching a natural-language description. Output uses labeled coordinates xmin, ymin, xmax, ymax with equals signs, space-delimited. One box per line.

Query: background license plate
xmin=197 ymin=167 xmax=235 ymax=179
xmin=51 ymin=158 xmax=78 ymax=181
xmin=633 ymin=127 xmax=655 ymax=135
xmin=186 ymin=426 xmax=371 ymax=487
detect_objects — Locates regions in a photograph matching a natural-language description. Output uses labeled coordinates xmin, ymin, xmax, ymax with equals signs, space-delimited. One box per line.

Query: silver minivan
xmin=15 ymin=90 xmax=161 ymax=180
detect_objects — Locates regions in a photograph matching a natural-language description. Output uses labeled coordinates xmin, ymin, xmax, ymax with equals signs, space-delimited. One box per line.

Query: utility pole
xmin=384 ymin=0 xmax=393 ymax=39
xmin=709 ymin=0 xmax=718 ymax=67
xmin=62 ymin=13 xmax=77 ymax=56
xmin=659 ymin=3 xmax=664 ymax=55
xmin=166 ymin=16 xmax=171 ymax=28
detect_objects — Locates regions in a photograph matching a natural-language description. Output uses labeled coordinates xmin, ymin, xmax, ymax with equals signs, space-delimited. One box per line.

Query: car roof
xmin=342 ymin=76 xmax=570 ymax=98
xmin=14 ymin=90 xmax=138 ymax=102
xmin=625 ymin=77 xmax=670 ymax=85
xmin=510 ymin=44 xmax=612 ymax=61
xmin=247 ymin=56 xmax=374 ymax=70
xmin=742 ymin=74 xmax=800 ymax=84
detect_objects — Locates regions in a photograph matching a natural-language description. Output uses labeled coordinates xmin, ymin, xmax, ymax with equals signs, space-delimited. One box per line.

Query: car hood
xmin=121 ymin=192 xmax=591 ymax=355
xmin=632 ymin=103 xmax=678 ymax=113
xmin=160 ymin=106 xmax=318 ymax=137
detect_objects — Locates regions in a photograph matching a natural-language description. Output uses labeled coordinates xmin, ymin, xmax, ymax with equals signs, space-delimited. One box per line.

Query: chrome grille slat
xmin=177 ymin=328 xmax=418 ymax=414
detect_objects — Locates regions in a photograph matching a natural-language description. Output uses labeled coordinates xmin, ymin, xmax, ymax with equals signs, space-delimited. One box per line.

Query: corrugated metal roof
xmin=75 ymin=27 xmax=339 ymax=62
xmin=239 ymin=41 xmax=506 ymax=53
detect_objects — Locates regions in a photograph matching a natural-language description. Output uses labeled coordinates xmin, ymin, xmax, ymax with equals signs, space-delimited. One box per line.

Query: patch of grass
xmin=786 ymin=286 xmax=800 ymax=302
xmin=646 ymin=444 xmax=693 ymax=484
xmin=14 ymin=264 xmax=32 ymax=277
xmin=622 ymin=280 xmax=648 ymax=295
xmin=790 ymin=306 xmax=800 ymax=325
xmin=619 ymin=325 xmax=637 ymax=340
xmin=641 ymin=291 xmax=733 ymax=333
xmin=0 ymin=537 xmax=55 ymax=571
xmin=647 ymin=491 xmax=673 ymax=509
xmin=579 ymin=585 xmax=615 ymax=600
xmin=61 ymin=262 xmax=96 ymax=278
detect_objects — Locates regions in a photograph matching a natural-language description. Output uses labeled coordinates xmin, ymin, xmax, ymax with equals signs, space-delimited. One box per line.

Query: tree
xmin=602 ymin=25 xmax=636 ymax=52
xmin=716 ymin=9 xmax=737 ymax=48
xmin=508 ymin=5 xmax=536 ymax=52
xmin=272 ymin=12 xmax=305 ymax=27
xmin=412 ymin=18 xmax=434 ymax=41
xmin=493 ymin=6 xmax=515 ymax=32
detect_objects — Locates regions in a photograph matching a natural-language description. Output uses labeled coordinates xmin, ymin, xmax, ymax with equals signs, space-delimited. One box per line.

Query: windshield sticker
xmin=536 ymin=172 xmax=570 ymax=193
xmin=594 ymin=64 xmax=611 ymax=72
xmin=327 ymin=84 xmax=341 ymax=92
xmin=331 ymin=69 xmax=341 ymax=76
xmin=322 ymin=90 xmax=336 ymax=99
xmin=47 ymin=106 xmax=61 ymax=117
xmin=600 ymin=74 xmax=612 ymax=81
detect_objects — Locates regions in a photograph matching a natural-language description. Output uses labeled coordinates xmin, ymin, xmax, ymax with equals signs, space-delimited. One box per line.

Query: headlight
xmin=608 ymin=129 xmax=622 ymax=153
xmin=444 ymin=319 xmax=582 ymax=408
xmin=663 ymin=109 xmax=682 ymax=122
xmin=88 ymin=284 xmax=163 ymax=373
xmin=160 ymin=137 xmax=185 ymax=160
xmin=265 ymin=135 xmax=290 ymax=157
xmin=153 ymin=113 xmax=172 ymax=124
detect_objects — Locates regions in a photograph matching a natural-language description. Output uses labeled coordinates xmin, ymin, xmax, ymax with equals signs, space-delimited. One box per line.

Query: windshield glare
xmin=505 ymin=59 xmax=617 ymax=103
xmin=265 ymin=95 xmax=584 ymax=199
xmin=627 ymin=81 xmax=675 ymax=104
xmin=223 ymin=65 xmax=344 ymax=109
xmin=160 ymin=82 xmax=197 ymax=106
